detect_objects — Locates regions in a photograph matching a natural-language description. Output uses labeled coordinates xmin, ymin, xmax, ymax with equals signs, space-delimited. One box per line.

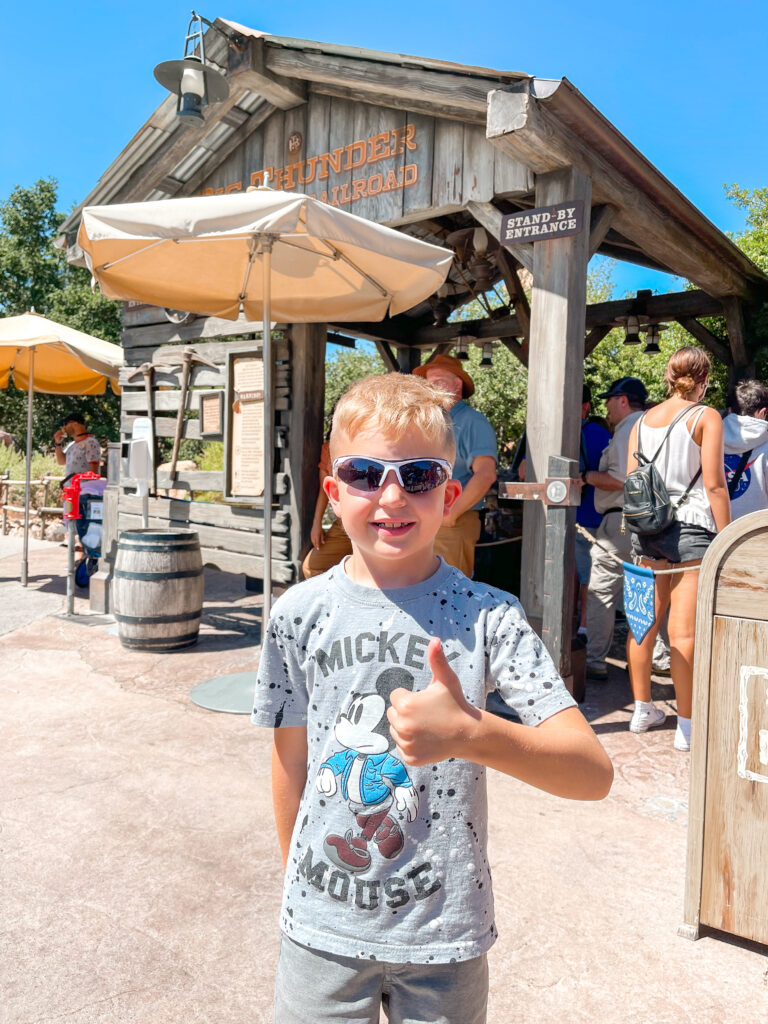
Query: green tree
xmin=725 ymin=184 xmax=768 ymax=375
xmin=323 ymin=347 xmax=385 ymax=433
xmin=0 ymin=179 xmax=123 ymax=450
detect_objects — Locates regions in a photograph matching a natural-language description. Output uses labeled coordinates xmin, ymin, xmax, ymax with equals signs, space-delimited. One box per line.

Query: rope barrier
xmin=475 ymin=536 xmax=522 ymax=548
xmin=574 ymin=522 xmax=701 ymax=575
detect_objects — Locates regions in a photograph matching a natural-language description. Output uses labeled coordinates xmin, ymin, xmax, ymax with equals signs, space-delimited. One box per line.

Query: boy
xmin=252 ymin=374 xmax=613 ymax=1024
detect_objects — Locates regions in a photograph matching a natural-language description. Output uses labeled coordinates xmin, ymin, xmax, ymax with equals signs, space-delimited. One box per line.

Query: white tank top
xmin=637 ymin=406 xmax=715 ymax=532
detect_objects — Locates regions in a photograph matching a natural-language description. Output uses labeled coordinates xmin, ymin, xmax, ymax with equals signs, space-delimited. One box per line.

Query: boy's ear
xmin=443 ymin=478 xmax=462 ymax=515
xmin=323 ymin=473 xmax=342 ymax=514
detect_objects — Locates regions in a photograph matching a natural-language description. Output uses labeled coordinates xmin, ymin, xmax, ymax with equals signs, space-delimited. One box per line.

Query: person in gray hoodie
xmin=723 ymin=379 xmax=768 ymax=519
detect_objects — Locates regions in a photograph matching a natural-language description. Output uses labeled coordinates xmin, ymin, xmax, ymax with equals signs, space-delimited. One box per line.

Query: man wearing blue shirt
xmin=414 ymin=355 xmax=497 ymax=577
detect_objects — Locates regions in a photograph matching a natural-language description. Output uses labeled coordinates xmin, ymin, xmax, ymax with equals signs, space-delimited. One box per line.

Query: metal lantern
xmin=154 ymin=12 xmax=230 ymax=123
xmin=480 ymin=341 xmax=494 ymax=367
xmin=644 ymin=322 xmax=668 ymax=354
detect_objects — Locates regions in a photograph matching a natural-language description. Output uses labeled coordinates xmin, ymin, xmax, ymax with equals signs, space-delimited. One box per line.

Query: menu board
xmin=230 ymin=356 xmax=265 ymax=497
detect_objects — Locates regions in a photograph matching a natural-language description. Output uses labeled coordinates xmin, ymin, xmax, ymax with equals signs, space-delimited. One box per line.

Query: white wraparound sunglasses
xmin=332 ymin=456 xmax=453 ymax=494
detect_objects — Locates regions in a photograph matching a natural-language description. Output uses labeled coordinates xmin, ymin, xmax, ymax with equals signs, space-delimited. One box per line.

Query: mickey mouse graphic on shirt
xmin=316 ymin=667 xmax=419 ymax=874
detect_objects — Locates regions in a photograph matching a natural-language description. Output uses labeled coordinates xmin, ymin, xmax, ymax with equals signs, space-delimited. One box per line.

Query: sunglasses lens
xmin=335 ymin=458 xmax=384 ymax=491
xmin=399 ymin=460 xmax=449 ymax=493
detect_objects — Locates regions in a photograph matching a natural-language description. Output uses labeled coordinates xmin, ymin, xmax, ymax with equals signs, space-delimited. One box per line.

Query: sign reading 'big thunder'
xmin=202 ymin=124 xmax=420 ymax=209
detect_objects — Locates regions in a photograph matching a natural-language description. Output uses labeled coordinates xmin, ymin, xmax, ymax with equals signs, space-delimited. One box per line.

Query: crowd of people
xmin=303 ymin=346 xmax=768 ymax=756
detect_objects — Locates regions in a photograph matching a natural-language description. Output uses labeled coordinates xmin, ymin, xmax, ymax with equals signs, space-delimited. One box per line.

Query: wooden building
xmin=58 ymin=21 xmax=768 ymax=677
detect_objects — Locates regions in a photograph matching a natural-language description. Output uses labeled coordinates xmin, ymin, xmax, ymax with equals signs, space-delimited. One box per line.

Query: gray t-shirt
xmin=252 ymin=559 xmax=575 ymax=964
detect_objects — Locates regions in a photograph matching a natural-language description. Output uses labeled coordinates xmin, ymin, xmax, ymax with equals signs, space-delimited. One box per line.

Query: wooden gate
xmin=681 ymin=509 xmax=768 ymax=944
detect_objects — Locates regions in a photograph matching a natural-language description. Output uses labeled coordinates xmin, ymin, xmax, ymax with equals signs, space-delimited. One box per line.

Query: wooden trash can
xmin=112 ymin=529 xmax=204 ymax=651
xmin=681 ymin=509 xmax=768 ymax=944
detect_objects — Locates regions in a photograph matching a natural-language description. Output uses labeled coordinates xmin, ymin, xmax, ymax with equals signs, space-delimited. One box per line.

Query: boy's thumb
xmin=427 ymin=637 xmax=460 ymax=690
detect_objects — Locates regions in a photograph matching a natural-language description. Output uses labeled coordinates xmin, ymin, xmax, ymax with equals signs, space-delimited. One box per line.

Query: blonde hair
xmin=664 ymin=346 xmax=711 ymax=398
xmin=330 ymin=374 xmax=456 ymax=460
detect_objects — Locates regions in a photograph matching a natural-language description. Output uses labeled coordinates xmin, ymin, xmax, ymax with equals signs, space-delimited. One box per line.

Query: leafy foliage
xmin=725 ymin=184 xmax=768 ymax=376
xmin=0 ymin=179 xmax=123 ymax=451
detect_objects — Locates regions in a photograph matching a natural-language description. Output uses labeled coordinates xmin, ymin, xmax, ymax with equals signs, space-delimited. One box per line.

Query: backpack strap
xmin=645 ymin=403 xmax=702 ymax=465
xmin=728 ymin=450 xmax=753 ymax=497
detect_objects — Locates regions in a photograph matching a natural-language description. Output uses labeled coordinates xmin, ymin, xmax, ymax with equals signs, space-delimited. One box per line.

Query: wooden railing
xmin=0 ymin=474 xmax=65 ymax=536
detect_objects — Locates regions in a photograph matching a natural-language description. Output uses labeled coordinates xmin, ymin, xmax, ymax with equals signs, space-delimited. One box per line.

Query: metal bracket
xmin=499 ymin=476 xmax=581 ymax=506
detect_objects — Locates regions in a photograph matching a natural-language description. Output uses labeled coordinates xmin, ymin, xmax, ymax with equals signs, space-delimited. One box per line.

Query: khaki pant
xmin=433 ymin=510 xmax=482 ymax=579
xmin=586 ymin=511 xmax=631 ymax=673
xmin=301 ymin=519 xmax=352 ymax=579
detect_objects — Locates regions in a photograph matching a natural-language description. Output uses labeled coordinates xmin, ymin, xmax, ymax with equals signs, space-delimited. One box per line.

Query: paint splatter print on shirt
xmin=252 ymin=558 xmax=575 ymax=964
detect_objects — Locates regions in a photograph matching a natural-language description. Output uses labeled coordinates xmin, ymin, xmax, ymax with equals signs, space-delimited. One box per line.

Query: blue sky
xmin=2 ymin=0 xmax=766 ymax=298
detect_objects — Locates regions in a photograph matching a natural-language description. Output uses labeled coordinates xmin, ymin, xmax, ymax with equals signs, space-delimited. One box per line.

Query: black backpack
xmin=623 ymin=405 xmax=703 ymax=536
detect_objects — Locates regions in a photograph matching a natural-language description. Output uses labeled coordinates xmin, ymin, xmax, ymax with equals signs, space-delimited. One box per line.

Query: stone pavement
xmin=1 ymin=541 xmax=766 ymax=1024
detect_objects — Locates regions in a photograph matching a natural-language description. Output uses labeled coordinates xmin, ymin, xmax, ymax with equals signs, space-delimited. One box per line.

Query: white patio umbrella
xmin=0 ymin=312 xmax=124 ymax=585
xmin=78 ymin=188 xmax=454 ymax=620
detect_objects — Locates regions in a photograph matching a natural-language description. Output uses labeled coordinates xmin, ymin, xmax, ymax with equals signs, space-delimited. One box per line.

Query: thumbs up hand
xmin=387 ymin=637 xmax=482 ymax=766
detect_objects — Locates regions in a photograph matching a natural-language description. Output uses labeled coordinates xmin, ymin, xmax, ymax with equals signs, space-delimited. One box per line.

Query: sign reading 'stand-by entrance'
xmin=501 ymin=200 xmax=585 ymax=243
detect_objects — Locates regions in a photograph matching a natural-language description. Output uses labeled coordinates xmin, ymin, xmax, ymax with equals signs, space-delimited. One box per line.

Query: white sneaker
xmin=674 ymin=724 xmax=691 ymax=751
xmin=629 ymin=705 xmax=666 ymax=733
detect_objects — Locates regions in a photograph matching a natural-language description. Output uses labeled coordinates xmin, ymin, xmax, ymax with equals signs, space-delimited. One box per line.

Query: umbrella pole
xmin=262 ymin=237 xmax=274 ymax=625
xmin=21 ymin=346 xmax=35 ymax=587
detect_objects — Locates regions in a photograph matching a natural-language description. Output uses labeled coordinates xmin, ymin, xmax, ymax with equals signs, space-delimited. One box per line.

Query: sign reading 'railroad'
xmin=501 ymin=200 xmax=584 ymax=243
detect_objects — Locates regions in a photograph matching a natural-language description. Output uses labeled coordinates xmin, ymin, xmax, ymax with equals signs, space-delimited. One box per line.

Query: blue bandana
xmin=623 ymin=563 xmax=656 ymax=644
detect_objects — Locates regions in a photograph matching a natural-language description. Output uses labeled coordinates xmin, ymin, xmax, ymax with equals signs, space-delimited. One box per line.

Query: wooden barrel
xmin=113 ymin=529 xmax=204 ymax=651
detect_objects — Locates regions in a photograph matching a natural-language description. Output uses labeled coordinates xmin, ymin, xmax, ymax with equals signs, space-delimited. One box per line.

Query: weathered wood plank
xmin=462 ymin=124 xmax=495 ymax=203
xmin=352 ymin=104 xmax=406 ymax=224
xmin=402 ymin=111 xmax=435 ymax=220
xmin=122 ymin=319 xmax=265 ymax=351
xmin=493 ymin=147 xmax=534 ymax=198
xmin=265 ymin=47 xmax=498 ymax=118
xmin=184 ymin=102 xmax=274 ymax=197
xmin=325 ymin=96 xmax=355 ymax=210
xmin=677 ymin=317 xmax=731 ymax=367
xmin=119 ymin=494 xmax=290 ymax=533
xmin=117 ymin=511 xmax=295 ymax=581
xmin=116 ymin=511 xmax=289 ymax=557
xmin=432 ymin=120 xmax=464 ymax=210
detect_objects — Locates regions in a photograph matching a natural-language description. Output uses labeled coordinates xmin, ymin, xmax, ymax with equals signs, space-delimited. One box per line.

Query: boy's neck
xmin=344 ymin=551 xmax=441 ymax=590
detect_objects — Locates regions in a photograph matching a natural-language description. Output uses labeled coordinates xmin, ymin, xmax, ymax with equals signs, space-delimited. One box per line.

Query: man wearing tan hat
xmin=414 ymin=354 xmax=498 ymax=577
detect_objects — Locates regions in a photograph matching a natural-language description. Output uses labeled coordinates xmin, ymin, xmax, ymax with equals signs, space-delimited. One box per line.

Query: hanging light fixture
xmin=454 ymin=337 xmax=472 ymax=361
xmin=480 ymin=341 xmax=494 ymax=367
xmin=643 ymin=322 xmax=667 ymax=354
xmin=623 ymin=314 xmax=642 ymax=345
xmin=154 ymin=11 xmax=231 ymax=124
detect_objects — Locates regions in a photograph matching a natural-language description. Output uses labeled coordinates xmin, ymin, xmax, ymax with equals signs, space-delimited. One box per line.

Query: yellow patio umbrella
xmin=0 ymin=312 xmax=124 ymax=585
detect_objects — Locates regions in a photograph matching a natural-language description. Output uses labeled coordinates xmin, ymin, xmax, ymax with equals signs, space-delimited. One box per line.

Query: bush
xmin=0 ymin=448 xmax=63 ymax=508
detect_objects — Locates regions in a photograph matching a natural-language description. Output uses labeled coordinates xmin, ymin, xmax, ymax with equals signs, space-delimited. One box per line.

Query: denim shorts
xmin=631 ymin=520 xmax=716 ymax=564
xmin=274 ymin=933 xmax=489 ymax=1024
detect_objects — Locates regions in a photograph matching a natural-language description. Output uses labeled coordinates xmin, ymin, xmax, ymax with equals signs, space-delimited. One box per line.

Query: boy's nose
xmin=379 ymin=470 xmax=406 ymax=503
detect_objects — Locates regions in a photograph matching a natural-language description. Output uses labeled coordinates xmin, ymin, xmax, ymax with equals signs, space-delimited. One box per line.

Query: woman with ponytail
xmin=625 ymin=347 xmax=730 ymax=750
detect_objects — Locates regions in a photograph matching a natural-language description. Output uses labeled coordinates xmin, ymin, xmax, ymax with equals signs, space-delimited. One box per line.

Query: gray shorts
xmin=274 ymin=933 xmax=488 ymax=1024
xmin=631 ymin=520 xmax=715 ymax=564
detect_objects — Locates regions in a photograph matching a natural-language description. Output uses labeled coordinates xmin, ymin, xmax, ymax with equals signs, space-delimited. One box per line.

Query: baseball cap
xmin=597 ymin=377 xmax=648 ymax=404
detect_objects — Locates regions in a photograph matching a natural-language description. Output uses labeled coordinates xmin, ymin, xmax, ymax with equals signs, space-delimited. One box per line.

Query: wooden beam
xmin=265 ymin=46 xmax=501 ymax=120
xmin=522 ymin=165 xmax=591 ymax=623
xmin=228 ymin=37 xmax=307 ymax=109
xmin=588 ymin=204 xmax=617 ymax=258
xmin=500 ymin=336 xmax=527 ymax=366
xmin=424 ymin=343 xmax=454 ymax=364
xmin=466 ymin=200 xmax=533 ymax=273
xmin=494 ymin=247 xmax=531 ymax=352
xmin=721 ymin=296 xmax=753 ymax=368
xmin=374 ymin=340 xmax=400 ymax=373
xmin=486 ymin=87 xmax=751 ymax=298
xmin=584 ymin=324 xmax=612 ymax=356
xmin=676 ymin=317 xmax=732 ymax=366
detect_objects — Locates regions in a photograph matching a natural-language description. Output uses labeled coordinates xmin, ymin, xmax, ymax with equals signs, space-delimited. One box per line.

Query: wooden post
xmin=521 ymin=165 xmax=591 ymax=627
xmin=542 ymin=455 xmax=579 ymax=695
xmin=89 ymin=442 xmax=121 ymax=614
xmin=286 ymin=323 xmax=327 ymax=582
xmin=395 ymin=346 xmax=423 ymax=375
